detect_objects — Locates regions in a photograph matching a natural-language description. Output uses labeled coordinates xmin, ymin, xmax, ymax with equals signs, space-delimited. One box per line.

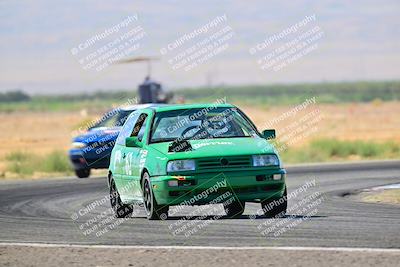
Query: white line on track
xmin=0 ymin=242 xmax=399 ymax=253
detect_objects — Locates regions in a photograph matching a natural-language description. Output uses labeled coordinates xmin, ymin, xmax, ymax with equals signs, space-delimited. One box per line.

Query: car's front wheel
xmin=142 ymin=172 xmax=168 ymax=220
xmin=109 ymin=177 xmax=133 ymax=218
xmin=224 ymin=200 xmax=245 ymax=218
xmin=75 ymin=169 xmax=90 ymax=178
xmin=261 ymin=187 xmax=287 ymax=218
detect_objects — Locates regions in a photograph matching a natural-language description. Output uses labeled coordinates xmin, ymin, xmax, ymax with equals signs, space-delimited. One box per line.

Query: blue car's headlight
xmin=252 ymin=154 xmax=279 ymax=167
xmin=71 ymin=142 xmax=87 ymax=149
xmin=167 ymin=160 xmax=196 ymax=172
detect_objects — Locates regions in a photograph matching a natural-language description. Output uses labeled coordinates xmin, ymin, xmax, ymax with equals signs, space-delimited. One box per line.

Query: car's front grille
xmin=196 ymin=156 xmax=252 ymax=171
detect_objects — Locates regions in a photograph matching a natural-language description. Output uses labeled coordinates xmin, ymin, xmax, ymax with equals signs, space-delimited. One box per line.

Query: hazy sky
xmin=0 ymin=0 xmax=399 ymax=94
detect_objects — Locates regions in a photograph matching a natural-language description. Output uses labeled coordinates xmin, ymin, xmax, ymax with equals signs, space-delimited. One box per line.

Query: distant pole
xmin=147 ymin=60 xmax=152 ymax=78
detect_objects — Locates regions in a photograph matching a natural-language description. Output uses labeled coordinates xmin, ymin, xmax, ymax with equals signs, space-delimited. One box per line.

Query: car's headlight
xmin=167 ymin=160 xmax=195 ymax=172
xmin=252 ymin=154 xmax=279 ymax=167
xmin=71 ymin=142 xmax=87 ymax=149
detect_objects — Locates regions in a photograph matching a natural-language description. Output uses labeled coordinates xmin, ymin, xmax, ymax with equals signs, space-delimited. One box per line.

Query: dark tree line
xmin=0 ymin=90 xmax=31 ymax=102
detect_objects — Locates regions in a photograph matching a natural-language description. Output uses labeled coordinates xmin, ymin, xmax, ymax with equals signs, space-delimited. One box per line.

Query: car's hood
xmin=73 ymin=127 xmax=120 ymax=144
xmin=149 ymin=137 xmax=276 ymax=160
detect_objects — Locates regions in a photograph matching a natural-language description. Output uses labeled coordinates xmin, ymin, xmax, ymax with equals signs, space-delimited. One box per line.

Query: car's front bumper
xmin=151 ymin=168 xmax=286 ymax=206
xmin=69 ymin=149 xmax=110 ymax=170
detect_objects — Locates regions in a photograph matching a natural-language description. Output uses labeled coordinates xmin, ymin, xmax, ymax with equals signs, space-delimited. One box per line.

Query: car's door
xmin=120 ymin=111 xmax=151 ymax=202
xmin=111 ymin=111 xmax=140 ymax=194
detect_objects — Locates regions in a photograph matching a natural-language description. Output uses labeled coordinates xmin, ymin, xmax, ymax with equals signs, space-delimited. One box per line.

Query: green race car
xmin=108 ymin=103 xmax=287 ymax=220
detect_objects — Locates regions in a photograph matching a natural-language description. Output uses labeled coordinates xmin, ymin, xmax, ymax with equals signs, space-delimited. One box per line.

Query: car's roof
xmin=120 ymin=103 xmax=166 ymax=111
xmin=149 ymin=103 xmax=235 ymax=112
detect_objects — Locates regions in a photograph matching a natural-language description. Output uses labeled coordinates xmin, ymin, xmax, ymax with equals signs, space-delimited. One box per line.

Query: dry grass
xmin=0 ymin=101 xmax=399 ymax=176
xmin=0 ymin=111 xmax=86 ymax=175
xmin=241 ymin=101 xmax=400 ymax=146
xmin=0 ymin=112 xmax=82 ymax=156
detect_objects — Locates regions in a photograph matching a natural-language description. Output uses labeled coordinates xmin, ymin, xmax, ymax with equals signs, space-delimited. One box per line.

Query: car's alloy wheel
xmin=142 ymin=172 xmax=168 ymax=220
xmin=224 ymin=200 xmax=245 ymax=218
xmin=109 ymin=177 xmax=133 ymax=218
xmin=75 ymin=169 xmax=90 ymax=178
xmin=261 ymin=187 xmax=287 ymax=218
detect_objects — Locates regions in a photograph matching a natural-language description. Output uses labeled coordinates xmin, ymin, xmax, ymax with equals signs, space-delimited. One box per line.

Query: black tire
xmin=109 ymin=177 xmax=133 ymax=218
xmin=75 ymin=169 xmax=90 ymax=178
xmin=142 ymin=172 xmax=168 ymax=220
xmin=224 ymin=200 xmax=245 ymax=218
xmin=261 ymin=187 xmax=287 ymax=218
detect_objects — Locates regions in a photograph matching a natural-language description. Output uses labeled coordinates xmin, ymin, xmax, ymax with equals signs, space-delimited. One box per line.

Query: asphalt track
xmin=0 ymin=160 xmax=399 ymax=248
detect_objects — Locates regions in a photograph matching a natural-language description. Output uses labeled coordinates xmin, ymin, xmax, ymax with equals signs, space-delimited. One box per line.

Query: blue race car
xmin=69 ymin=104 xmax=158 ymax=178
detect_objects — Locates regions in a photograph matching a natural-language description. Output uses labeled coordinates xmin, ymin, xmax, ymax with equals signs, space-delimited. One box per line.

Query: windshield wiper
xmin=150 ymin=138 xmax=177 ymax=144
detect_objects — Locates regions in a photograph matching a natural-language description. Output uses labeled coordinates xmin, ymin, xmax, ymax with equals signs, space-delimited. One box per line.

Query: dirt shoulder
xmin=359 ymin=189 xmax=400 ymax=205
xmin=1 ymin=245 xmax=400 ymax=267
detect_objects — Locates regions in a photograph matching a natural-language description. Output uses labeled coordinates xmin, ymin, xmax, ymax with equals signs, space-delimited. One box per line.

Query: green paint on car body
xmin=108 ymin=103 xmax=287 ymax=218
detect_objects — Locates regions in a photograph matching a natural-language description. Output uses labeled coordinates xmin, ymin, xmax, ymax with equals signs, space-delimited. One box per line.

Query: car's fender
xmin=142 ymin=145 xmax=170 ymax=177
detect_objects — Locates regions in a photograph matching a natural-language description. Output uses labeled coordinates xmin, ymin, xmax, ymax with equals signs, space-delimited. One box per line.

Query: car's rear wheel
xmin=224 ymin=200 xmax=245 ymax=218
xmin=109 ymin=177 xmax=133 ymax=218
xmin=261 ymin=187 xmax=287 ymax=218
xmin=75 ymin=169 xmax=90 ymax=178
xmin=142 ymin=172 xmax=168 ymax=220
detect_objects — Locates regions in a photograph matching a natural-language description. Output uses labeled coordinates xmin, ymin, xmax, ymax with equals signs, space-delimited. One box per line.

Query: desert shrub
xmin=5 ymin=150 xmax=72 ymax=176
xmin=41 ymin=150 xmax=71 ymax=173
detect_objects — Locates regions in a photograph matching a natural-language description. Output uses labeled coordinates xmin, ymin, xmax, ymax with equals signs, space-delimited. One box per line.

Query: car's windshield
xmin=150 ymin=107 xmax=259 ymax=143
xmin=91 ymin=110 xmax=133 ymax=129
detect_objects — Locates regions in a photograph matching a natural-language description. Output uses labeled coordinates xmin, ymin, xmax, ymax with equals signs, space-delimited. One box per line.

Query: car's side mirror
xmin=262 ymin=129 xmax=276 ymax=140
xmin=125 ymin=137 xmax=141 ymax=147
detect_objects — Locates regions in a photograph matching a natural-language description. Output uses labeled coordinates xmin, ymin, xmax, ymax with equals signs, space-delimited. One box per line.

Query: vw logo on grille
xmin=220 ymin=158 xmax=229 ymax=166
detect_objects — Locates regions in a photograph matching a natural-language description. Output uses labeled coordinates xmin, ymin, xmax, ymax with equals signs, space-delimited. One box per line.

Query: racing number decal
xmin=124 ymin=152 xmax=133 ymax=176
xmin=114 ymin=150 xmax=122 ymax=173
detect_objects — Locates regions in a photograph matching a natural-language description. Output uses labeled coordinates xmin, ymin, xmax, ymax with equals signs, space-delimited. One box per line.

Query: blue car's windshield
xmin=91 ymin=110 xmax=133 ymax=129
xmin=150 ymin=107 xmax=258 ymax=143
